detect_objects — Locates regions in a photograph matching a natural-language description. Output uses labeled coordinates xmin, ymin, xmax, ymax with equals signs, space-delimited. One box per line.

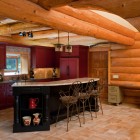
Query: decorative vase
xmin=33 ymin=113 xmax=42 ymax=125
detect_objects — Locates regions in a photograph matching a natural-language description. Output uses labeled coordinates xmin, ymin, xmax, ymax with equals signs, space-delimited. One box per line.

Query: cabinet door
xmin=88 ymin=51 xmax=108 ymax=99
xmin=31 ymin=47 xmax=47 ymax=68
xmin=0 ymin=84 xmax=6 ymax=109
xmin=31 ymin=47 xmax=55 ymax=68
xmin=6 ymin=83 xmax=14 ymax=107
xmin=60 ymin=58 xmax=79 ymax=80
xmin=0 ymin=45 xmax=6 ymax=69
xmin=60 ymin=46 xmax=79 ymax=57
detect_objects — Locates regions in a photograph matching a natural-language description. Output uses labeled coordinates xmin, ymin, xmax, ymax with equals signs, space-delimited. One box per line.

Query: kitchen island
xmin=12 ymin=77 xmax=99 ymax=133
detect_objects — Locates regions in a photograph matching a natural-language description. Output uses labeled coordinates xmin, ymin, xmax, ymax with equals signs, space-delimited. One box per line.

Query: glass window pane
xmin=6 ymin=58 xmax=17 ymax=71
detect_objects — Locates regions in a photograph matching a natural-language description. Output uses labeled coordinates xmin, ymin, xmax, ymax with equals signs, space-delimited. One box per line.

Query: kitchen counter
xmin=0 ymin=77 xmax=60 ymax=84
xmin=12 ymin=77 xmax=99 ymax=87
xmin=12 ymin=77 xmax=99 ymax=133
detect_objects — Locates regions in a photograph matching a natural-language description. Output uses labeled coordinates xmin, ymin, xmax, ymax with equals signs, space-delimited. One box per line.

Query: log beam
xmin=0 ymin=0 xmax=135 ymax=46
xmin=29 ymin=0 xmax=78 ymax=9
xmin=0 ymin=22 xmax=49 ymax=35
xmin=0 ymin=35 xmax=53 ymax=47
xmin=11 ymin=29 xmax=76 ymax=40
xmin=54 ymin=6 xmax=135 ymax=38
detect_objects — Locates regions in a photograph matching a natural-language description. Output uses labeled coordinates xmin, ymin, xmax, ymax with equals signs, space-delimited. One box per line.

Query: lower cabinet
xmin=0 ymin=83 xmax=6 ymax=109
xmin=0 ymin=82 xmax=14 ymax=110
xmin=13 ymin=86 xmax=50 ymax=133
xmin=108 ymin=86 xmax=124 ymax=105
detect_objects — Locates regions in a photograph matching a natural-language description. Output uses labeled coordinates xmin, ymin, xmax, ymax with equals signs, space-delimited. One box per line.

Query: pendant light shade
xmin=54 ymin=30 xmax=63 ymax=52
xmin=65 ymin=32 xmax=72 ymax=53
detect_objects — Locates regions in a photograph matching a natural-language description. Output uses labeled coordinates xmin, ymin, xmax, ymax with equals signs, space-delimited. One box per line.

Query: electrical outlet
xmin=113 ymin=75 xmax=119 ymax=79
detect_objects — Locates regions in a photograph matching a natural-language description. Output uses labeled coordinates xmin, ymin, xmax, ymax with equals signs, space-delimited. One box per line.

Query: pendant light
xmin=54 ymin=30 xmax=63 ymax=52
xmin=65 ymin=32 xmax=72 ymax=53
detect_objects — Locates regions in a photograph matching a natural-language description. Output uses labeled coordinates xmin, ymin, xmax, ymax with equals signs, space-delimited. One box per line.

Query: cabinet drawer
xmin=108 ymin=95 xmax=117 ymax=103
xmin=108 ymin=86 xmax=120 ymax=95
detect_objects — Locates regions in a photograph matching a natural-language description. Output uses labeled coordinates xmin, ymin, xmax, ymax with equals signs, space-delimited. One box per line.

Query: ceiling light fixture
xmin=19 ymin=31 xmax=33 ymax=38
xmin=54 ymin=30 xmax=63 ymax=52
xmin=65 ymin=32 xmax=72 ymax=53
xmin=27 ymin=31 xmax=33 ymax=38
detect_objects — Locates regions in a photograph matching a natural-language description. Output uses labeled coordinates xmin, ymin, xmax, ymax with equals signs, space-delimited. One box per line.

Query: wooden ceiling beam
xmin=54 ymin=6 xmax=135 ymax=39
xmin=69 ymin=0 xmax=140 ymax=18
xmin=11 ymin=29 xmax=77 ymax=40
xmin=0 ymin=22 xmax=47 ymax=35
xmin=32 ymin=35 xmax=94 ymax=44
xmin=29 ymin=0 xmax=79 ymax=9
xmin=0 ymin=0 xmax=135 ymax=46
xmin=0 ymin=35 xmax=53 ymax=47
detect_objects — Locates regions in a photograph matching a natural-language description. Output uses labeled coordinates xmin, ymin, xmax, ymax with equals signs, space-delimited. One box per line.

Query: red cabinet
xmin=60 ymin=45 xmax=88 ymax=80
xmin=6 ymin=83 xmax=14 ymax=107
xmin=31 ymin=46 xmax=55 ymax=68
xmin=60 ymin=58 xmax=79 ymax=79
xmin=0 ymin=45 xmax=6 ymax=69
xmin=60 ymin=46 xmax=79 ymax=57
xmin=0 ymin=83 xmax=6 ymax=109
xmin=0 ymin=82 xmax=14 ymax=110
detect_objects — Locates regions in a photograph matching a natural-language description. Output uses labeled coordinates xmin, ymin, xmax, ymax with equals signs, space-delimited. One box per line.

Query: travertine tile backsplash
xmin=34 ymin=68 xmax=60 ymax=79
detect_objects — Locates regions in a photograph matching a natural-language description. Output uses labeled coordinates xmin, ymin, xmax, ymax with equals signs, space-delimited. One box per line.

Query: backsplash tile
xmin=34 ymin=68 xmax=60 ymax=79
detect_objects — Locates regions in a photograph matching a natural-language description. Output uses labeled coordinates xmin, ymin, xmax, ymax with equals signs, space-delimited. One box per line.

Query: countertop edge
xmin=12 ymin=77 xmax=99 ymax=87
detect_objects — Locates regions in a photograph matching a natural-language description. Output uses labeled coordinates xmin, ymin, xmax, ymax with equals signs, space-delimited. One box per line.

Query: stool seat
xmin=60 ymin=96 xmax=78 ymax=104
xmin=79 ymin=93 xmax=90 ymax=100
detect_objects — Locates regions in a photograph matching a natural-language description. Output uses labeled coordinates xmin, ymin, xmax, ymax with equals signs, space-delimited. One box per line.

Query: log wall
xmin=110 ymin=32 xmax=140 ymax=104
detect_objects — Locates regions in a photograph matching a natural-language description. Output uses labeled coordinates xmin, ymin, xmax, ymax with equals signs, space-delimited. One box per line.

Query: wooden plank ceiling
xmin=0 ymin=0 xmax=139 ymax=47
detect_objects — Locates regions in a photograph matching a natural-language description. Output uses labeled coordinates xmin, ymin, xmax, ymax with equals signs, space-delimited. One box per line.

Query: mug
xmin=29 ymin=98 xmax=39 ymax=109
xmin=22 ymin=116 xmax=31 ymax=126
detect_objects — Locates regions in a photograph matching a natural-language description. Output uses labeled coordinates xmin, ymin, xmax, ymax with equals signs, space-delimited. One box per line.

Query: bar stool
xmin=55 ymin=81 xmax=81 ymax=131
xmin=78 ymin=80 xmax=93 ymax=124
xmin=90 ymin=80 xmax=104 ymax=118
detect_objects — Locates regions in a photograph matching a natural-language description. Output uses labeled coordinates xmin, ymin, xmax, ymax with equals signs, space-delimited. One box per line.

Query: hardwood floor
xmin=1 ymin=102 xmax=140 ymax=140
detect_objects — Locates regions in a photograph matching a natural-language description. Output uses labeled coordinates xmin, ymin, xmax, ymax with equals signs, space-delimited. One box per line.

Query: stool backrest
xmin=69 ymin=81 xmax=82 ymax=97
xmin=86 ymin=79 xmax=95 ymax=94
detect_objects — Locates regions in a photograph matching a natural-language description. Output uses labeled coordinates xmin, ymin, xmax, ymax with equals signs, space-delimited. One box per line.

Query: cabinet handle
xmin=66 ymin=65 xmax=69 ymax=76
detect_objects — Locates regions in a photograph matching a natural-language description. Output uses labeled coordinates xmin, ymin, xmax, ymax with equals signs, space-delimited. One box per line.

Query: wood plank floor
xmin=1 ymin=102 xmax=140 ymax=140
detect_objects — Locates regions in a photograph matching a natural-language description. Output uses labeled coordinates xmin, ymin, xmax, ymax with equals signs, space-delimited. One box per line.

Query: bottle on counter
xmin=30 ymin=68 xmax=34 ymax=79
xmin=0 ymin=73 xmax=3 ymax=82
xmin=52 ymin=68 xmax=57 ymax=78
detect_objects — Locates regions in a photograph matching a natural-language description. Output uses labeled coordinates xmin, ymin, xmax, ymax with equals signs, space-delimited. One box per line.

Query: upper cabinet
xmin=31 ymin=46 xmax=55 ymax=68
xmin=60 ymin=46 xmax=79 ymax=57
xmin=0 ymin=45 xmax=6 ymax=69
xmin=60 ymin=45 xmax=89 ymax=80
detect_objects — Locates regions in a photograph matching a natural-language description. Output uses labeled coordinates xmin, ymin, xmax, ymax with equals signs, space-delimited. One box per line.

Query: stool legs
xmin=98 ymin=97 xmax=103 ymax=115
xmin=87 ymin=98 xmax=93 ymax=120
xmin=75 ymin=103 xmax=81 ymax=128
xmin=79 ymin=99 xmax=93 ymax=124
xmin=55 ymin=103 xmax=61 ymax=127
xmin=55 ymin=102 xmax=81 ymax=132
xmin=91 ymin=96 xmax=103 ymax=118
xmin=66 ymin=105 xmax=70 ymax=131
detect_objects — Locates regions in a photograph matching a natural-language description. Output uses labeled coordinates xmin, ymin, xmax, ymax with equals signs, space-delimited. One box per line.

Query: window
xmin=4 ymin=46 xmax=30 ymax=76
xmin=6 ymin=57 xmax=21 ymax=71
xmin=4 ymin=54 xmax=21 ymax=75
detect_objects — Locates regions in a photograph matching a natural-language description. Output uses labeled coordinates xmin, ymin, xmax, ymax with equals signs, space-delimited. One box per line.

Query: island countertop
xmin=12 ymin=77 xmax=99 ymax=87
